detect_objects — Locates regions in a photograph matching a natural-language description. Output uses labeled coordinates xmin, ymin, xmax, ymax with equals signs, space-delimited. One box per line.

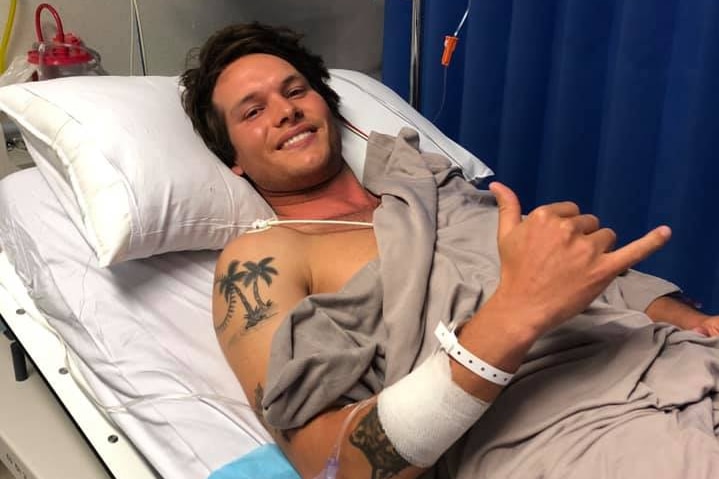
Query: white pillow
xmin=329 ymin=69 xmax=492 ymax=182
xmin=0 ymin=72 xmax=491 ymax=266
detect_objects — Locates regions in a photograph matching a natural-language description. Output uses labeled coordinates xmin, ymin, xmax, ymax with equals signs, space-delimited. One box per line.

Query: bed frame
xmin=0 ymin=252 xmax=158 ymax=479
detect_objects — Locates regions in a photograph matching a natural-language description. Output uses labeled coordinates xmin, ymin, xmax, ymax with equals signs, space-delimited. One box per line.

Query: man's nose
xmin=273 ymin=96 xmax=302 ymax=126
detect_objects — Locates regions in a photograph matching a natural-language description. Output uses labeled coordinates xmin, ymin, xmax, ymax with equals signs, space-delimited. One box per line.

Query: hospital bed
xmin=0 ymin=70 xmax=491 ymax=478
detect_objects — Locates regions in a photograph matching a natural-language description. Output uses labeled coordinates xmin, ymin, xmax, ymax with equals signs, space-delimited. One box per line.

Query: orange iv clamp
xmin=441 ymin=35 xmax=459 ymax=67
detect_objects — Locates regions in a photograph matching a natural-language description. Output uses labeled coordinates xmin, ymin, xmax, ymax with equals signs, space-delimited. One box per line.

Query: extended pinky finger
xmin=606 ymin=226 xmax=672 ymax=274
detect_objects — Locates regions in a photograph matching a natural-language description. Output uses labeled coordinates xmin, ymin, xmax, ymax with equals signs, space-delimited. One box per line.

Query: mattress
xmin=0 ymin=168 xmax=272 ymax=478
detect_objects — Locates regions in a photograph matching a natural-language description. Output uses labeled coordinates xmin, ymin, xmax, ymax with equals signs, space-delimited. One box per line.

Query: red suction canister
xmin=26 ymin=3 xmax=101 ymax=79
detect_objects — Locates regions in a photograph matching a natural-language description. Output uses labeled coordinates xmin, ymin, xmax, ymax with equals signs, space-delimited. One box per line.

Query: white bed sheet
xmin=0 ymin=251 xmax=153 ymax=479
xmin=0 ymin=168 xmax=272 ymax=478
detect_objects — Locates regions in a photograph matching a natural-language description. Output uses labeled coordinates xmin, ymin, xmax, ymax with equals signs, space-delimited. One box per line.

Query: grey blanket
xmin=264 ymin=128 xmax=719 ymax=478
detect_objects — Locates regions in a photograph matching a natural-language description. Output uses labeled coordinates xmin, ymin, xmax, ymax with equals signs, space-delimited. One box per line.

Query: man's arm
xmin=213 ymin=182 xmax=672 ymax=478
xmin=645 ymin=294 xmax=719 ymax=335
xmin=213 ymin=225 xmax=534 ymax=478
xmin=449 ymin=183 xmax=672 ymax=399
xmin=589 ymin=254 xmax=717 ymax=334
xmin=213 ymin=230 xmax=430 ymax=478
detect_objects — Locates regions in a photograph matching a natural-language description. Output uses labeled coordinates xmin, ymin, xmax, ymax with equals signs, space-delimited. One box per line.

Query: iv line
xmin=129 ymin=0 xmax=148 ymax=75
xmin=246 ymin=218 xmax=374 ymax=233
xmin=454 ymin=0 xmax=473 ymax=37
xmin=432 ymin=67 xmax=449 ymax=123
xmin=313 ymin=398 xmax=375 ymax=479
xmin=434 ymin=0 xmax=473 ymax=122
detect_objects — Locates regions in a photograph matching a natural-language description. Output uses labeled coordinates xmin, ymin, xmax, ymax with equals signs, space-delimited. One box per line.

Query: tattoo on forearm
xmin=215 ymin=257 xmax=278 ymax=332
xmin=349 ymin=405 xmax=410 ymax=479
xmin=253 ymin=383 xmax=291 ymax=443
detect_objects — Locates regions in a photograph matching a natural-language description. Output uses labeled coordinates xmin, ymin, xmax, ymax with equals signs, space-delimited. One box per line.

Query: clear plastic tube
xmin=434 ymin=0 xmax=473 ymax=121
xmin=453 ymin=0 xmax=473 ymax=37
xmin=312 ymin=398 xmax=375 ymax=479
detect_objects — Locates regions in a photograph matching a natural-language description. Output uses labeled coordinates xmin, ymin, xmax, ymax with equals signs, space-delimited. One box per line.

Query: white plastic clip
xmin=434 ymin=322 xmax=514 ymax=386
xmin=251 ymin=219 xmax=270 ymax=230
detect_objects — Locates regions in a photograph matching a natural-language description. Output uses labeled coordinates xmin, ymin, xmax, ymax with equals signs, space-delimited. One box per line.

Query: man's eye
xmin=244 ymin=107 xmax=262 ymax=120
xmin=288 ymin=87 xmax=306 ymax=97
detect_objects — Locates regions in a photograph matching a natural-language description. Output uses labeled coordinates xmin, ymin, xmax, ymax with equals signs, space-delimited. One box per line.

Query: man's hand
xmin=692 ymin=317 xmax=719 ymax=337
xmin=489 ymin=182 xmax=672 ymax=336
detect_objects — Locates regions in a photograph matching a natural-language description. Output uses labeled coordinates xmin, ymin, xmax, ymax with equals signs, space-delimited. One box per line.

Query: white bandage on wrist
xmin=377 ymin=352 xmax=490 ymax=468
xmin=434 ymin=322 xmax=514 ymax=386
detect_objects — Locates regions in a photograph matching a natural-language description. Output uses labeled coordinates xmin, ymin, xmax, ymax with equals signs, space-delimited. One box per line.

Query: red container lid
xmin=26 ymin=3 xmax=93 ymax=66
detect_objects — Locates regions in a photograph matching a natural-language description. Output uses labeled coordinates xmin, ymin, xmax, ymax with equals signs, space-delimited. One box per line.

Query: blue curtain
xmin=383 ymin=0 xmax=719 ymax=314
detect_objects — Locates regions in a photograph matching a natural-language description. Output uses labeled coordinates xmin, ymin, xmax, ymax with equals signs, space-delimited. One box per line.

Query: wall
xmin=0 ymin=0 xmax=384 ymax=76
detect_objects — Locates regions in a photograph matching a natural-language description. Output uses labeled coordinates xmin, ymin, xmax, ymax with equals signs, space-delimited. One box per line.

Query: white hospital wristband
xmin=434 ymin=322 xmax=514 ymax=386
xmin=378 ymin=352 xmax=490 ymax=468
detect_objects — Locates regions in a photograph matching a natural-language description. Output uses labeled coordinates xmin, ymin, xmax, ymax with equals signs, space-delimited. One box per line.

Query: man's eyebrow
xmin=228 ymin=73 xmax=306 ymax=118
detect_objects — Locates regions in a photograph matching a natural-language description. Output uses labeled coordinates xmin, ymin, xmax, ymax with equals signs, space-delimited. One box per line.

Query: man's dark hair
xmin=181 ymin=22 xmax=342 ymax=168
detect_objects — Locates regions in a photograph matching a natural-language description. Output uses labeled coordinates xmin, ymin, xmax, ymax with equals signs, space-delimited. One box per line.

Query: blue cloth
xmin=209 ymin=444 xmax=300 ymax=479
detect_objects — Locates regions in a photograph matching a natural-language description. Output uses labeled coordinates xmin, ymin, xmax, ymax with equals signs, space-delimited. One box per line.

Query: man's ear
xmin=230 ymin=163 xmax=244 ymax=176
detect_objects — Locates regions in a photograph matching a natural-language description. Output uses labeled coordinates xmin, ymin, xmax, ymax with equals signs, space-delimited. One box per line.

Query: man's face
xmin=212 ymin=53 xmax=342 ymax=194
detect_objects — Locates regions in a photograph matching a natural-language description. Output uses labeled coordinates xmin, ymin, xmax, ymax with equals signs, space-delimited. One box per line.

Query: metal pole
xmin=410 ymin=0 xmax=422 ymax=110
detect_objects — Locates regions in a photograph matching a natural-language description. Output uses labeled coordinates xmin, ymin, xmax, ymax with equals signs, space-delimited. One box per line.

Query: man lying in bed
xmin=181 ymin=23 xmax=719 ymax=479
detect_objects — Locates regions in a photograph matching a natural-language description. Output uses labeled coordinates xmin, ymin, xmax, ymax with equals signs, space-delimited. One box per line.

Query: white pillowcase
xmin=328 ymin=69 xmax=492 ymax=182
xmin=0 ymin=71 xmax=491 ymax=267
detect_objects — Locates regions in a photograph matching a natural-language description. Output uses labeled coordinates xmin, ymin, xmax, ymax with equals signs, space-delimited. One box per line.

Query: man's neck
xmin=262 ymin=164 xmax=379 ymax=221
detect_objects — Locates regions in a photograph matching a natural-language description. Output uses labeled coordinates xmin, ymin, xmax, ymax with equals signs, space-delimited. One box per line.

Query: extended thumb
xmin=489 ymin=182 xmax=522 ymax=239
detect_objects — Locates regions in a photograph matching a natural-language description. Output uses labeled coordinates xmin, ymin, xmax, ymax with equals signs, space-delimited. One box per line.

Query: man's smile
xmin=278 ymin=126 xmax=318 ymax=150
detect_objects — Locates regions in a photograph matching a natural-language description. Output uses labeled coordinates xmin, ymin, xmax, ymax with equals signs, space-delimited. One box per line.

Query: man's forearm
xmin=452 ymin=294 xmax=540 ymax=402
xmin=286 ymin=349 xmax=497 ymax=478
xmin=283 ymin=399 xmax=427 ymax=479
xmin=644 ymin=294 xmax=707 ymax=330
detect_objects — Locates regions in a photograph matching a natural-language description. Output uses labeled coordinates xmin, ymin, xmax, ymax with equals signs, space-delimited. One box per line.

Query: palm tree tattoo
xmin=215 ymin=257 xmax=278 ymax=331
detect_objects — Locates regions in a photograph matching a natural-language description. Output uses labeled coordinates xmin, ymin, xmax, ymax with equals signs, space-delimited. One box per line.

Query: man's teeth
xmin=281 ymin=131 xmax=312 ymax=149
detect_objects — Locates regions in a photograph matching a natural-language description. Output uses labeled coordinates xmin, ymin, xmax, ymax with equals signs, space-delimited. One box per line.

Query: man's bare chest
xmin=306 ymin=228 xmax=378 ymax=295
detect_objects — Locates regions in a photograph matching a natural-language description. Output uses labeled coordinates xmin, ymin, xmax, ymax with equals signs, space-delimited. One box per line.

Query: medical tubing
xmin=128 ymin=0 xmax=134 ymax=74
xmin=453 ymin=0 xmax=473 ymax=37
xmin=131 ymin=0 xmax=148 ymax=75
xmin=0 ymin=0 xmax=17 ymax=73
xmin=313 ymin=398 xmax=375 ymax=479
xmin=34 ymin=3 xmax=64 ymax=43
xmin=333 ymin=75 xmax=465 ymax=173
xmin=432 ymin=67 xmax=449 ymax=123
xmin=338 ymin=79 xmax=485 ymax=179
xmin=246 ymin=218 xmax=374 ymax=234
xmin=434 ymin=0 xmax=472 ymax=121
xmin=343 ymin=118 xmax=370 ymax=141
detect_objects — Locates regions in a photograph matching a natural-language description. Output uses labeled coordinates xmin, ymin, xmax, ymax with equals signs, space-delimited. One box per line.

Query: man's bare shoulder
xmin=212 ymin=227 xmax=310 ymax=342
xmin=211 ymin=227 xmax=314 ymax=443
